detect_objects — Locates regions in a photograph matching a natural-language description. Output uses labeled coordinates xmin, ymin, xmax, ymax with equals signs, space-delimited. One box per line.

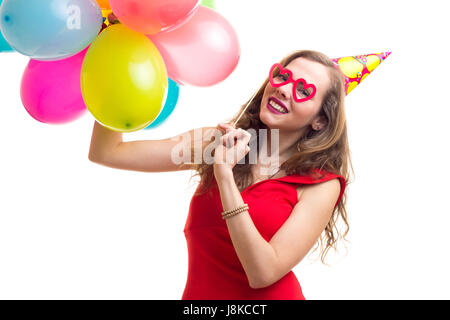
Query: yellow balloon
xmin=81 ymin=24 xmax=168 ymax=132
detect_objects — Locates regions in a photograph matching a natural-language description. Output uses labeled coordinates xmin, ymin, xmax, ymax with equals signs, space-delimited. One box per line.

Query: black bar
xmin=0 ymin=300 xmax=446 ymax=319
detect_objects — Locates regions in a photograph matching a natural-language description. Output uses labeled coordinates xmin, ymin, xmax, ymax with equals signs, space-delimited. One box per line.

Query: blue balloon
xmin=0 ymin=0 xmax=13 ymax=52
xmin=0 ymin=29 xmax=13 ymax=52
xmin=145 ymin=78 xmax=180 ymax=129
xmin=0 ymin=0 xmax=102 ymax=60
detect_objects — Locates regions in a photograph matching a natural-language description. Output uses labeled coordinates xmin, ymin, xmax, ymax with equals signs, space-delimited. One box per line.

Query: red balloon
xmin=149 ymin=7 xmax=240 ymax=87
xmin=109 ymin=0 xmax=201 ymax=35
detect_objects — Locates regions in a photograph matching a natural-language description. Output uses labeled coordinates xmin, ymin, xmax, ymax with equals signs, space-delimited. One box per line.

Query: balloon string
xmin=232 ymin=90 xmax=258 ymax=127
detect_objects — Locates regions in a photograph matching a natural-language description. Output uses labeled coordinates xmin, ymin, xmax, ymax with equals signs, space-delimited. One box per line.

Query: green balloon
xmin=201 ymin=0 xmax=216 ymax=10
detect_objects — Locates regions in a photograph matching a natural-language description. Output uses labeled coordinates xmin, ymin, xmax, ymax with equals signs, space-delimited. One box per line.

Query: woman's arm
xmin=88 ymin=121 xmax=219 ymax=172
xmin=215 ymin=174 xmax=277 ymax=289
xmin=213 ymin=123 xmax=341 ymax=289
xmin=216 ymin=175 xmax=341 ymax=289
xmin=88 ymin=121 xmax=123 ymax=163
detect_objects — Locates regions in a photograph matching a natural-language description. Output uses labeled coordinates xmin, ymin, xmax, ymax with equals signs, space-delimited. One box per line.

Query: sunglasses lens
xmin=295 ymin=81 xmax=310 ymax=99
xmin=270 ymin=65 xmax=280 ymax=82
xmin=270 ymin=65 xmax=290 ymax=85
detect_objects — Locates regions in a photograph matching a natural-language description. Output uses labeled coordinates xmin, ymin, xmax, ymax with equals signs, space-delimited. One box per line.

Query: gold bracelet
xmin=221 ymin=204 xmax=249 ymax=219
xmin=221 ymin=203 xmax=248 ymax=217
xmin=222 ymin=206 xmax=248 ymax=219
xmin=221 ymin=204 xmax=248 ymax=218
xmin=223 ymin=207 xmax=247 ymax=219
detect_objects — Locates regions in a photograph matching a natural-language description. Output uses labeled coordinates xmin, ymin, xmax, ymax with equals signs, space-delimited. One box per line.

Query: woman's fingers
xmin=216 ymin=122 xmax=252 ymax=151
xmin=222 ymin=128 xmax=251 ymax=148
xmin=221 ymin=133 xmax=234 ymax=148
xmin=223 ymin=130 xmax=238 ymax=148
xmin=231 ymin=128 xmax=251 ymax=145
xmin=216 ymin=128 xmax=252 ymax=165
xmin=218 ymin=122 xmax=235 ymax=134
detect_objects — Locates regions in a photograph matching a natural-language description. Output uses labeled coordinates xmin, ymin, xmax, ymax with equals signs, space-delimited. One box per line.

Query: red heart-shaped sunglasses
xmin=269 ymin=63 xmax=317 ymax=103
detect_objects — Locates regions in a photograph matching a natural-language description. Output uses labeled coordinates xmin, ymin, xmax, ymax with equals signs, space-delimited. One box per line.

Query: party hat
xmin=332 ymin=52 xmax=391 ymax=95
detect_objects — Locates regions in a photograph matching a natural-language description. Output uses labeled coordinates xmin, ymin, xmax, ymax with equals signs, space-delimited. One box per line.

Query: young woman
xmin=88 ymin=50 xmax=352 ymax=300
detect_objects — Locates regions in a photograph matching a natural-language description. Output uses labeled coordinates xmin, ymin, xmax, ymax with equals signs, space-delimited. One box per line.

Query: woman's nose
xmin=276 ymin=83 xmax=291 ymax=100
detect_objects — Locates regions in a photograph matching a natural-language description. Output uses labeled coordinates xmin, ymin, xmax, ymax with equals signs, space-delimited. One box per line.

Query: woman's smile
xmin=267 ymin=97 xmax=289 ymax=114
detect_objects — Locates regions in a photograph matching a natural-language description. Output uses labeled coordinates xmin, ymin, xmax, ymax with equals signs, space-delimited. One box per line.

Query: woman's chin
xmin=259 ymin=110 xmax=281 ymax=129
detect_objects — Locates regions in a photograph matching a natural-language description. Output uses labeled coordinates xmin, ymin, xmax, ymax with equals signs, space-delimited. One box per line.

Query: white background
xmin=1 ymin=0 xmax=449 ymax=299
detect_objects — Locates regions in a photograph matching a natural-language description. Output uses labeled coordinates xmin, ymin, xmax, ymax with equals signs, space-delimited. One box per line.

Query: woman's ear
xmin=311 ymin=115 xmax=327 ymax=131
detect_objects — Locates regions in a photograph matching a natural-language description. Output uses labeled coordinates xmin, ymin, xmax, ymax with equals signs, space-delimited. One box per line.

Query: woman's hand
xmin=213 ymin=123 xmax=252 ymax=182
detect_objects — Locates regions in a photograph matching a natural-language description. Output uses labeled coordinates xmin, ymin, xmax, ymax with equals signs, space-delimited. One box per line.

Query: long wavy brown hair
xmin=190 ymin=50 xmax=354 ymax=264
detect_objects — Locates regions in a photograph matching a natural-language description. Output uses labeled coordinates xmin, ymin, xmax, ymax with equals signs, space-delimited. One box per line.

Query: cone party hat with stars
xmin=332 ymin=52 xmax=391 ymax=95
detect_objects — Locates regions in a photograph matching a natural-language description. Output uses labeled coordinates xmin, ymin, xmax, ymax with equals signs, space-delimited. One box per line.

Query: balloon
xmin=96 ymin=0 xmax=110 ymax=10
xmin=0 ymin=36 xmax=12 ymax=52
xmin=20 ymin=48 xmax=89 ymax=124
xmin=145 ymin=78 xmax=180 ymax=129
xmin=0 ymin=30 xmax=13 ymax=52
xmin=81 ymin=24 xmax=168 ymax=132
xmin=109 ymin=0 xmax=201 ymax=35
xmin=0 ymin=0 xmax=102 ymax=61
xmin=0 ymin=0 xmax=13 ymax=52
xmin=101 ymin=9 xmax=113 ymax=25
xmin=201 ymin=0 xmax=216 ymax=9
xmin=149 ymin=6 xmax=240 ymax=87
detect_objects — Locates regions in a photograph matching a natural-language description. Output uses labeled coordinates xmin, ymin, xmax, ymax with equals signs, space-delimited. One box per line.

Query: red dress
xmin=182 ymin=169 xmax=346 ymax=300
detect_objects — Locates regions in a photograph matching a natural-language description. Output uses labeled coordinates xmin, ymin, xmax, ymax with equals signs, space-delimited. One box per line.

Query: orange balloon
xmin=96 ymin=0 xmax=110 ymax=10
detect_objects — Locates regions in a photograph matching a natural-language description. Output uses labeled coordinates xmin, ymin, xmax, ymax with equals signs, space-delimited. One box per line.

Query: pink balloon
xmin=149 ymin=6 xmax=240 ymax=87
xmin=109 ymin=0 xmax=201 ymax=35
xmin=20 ymin=48 xmax=88 ymax=124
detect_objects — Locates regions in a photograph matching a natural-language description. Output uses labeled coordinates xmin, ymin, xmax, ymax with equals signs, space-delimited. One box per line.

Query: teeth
xmin=269 ymin=100 xmax=287 ymax=113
